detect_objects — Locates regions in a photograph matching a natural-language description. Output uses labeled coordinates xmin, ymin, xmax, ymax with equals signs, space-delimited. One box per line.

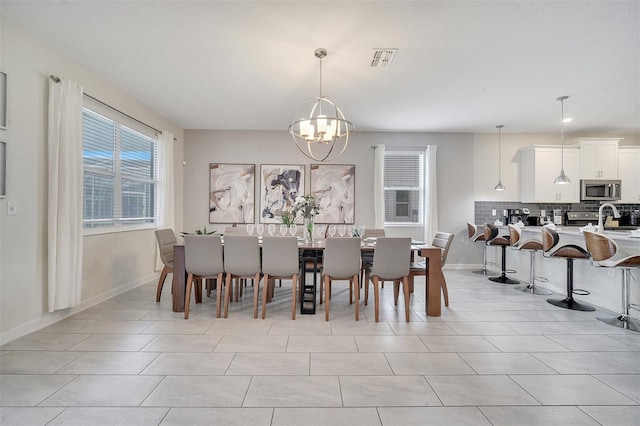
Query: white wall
xmin=183 ymin=130 xmax=477 ymax=265
xmin=0 ymin=17 xmax=184 ymax=343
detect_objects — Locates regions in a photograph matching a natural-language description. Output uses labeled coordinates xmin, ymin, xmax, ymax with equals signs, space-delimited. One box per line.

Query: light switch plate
xmin=7 ymin=201 xmax=17 ymax=215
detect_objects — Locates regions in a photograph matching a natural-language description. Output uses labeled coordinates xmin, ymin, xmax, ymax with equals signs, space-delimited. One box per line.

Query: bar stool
xmin=508 ymin=225 xmax=551 ymax=295
xmin=468 ymin=222 xmax=492 ymax=275
xmin=542 ymin=227 xmax=594 ymax=311
xmin=485 ymin=223 xmax=519 ymax=284
xmin=583 ymin=231 xmax=640 ymax=331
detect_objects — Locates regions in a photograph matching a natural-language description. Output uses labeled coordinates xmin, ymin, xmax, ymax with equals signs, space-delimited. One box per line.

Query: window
xmin=384 ymin=149 xmax=424 ymax=225
xmin=82 ymin=108 xmax=158 ymax=230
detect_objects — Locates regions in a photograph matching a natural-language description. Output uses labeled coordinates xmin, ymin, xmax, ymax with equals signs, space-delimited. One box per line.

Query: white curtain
xmin=47 ymin=78 xmax=84 ymax=312
xmin=424 ymin=145 xmax=438 ymax=243
xmin=373 ymin=144 xmax=386 ymax=228
xmin=156 ymin=131 xmax=175 ymax=271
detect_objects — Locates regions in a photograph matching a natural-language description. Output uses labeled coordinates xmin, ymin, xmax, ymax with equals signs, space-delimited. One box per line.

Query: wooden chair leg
xmin=156 ymin=266 xmax=170 ymax=302
xmin=324 ymin=276 xmax=331 ymax=321
xmin=184 ymin=273 xmax=194 ymax=319
xmin=403 ymin=276 xmax=411 ymax=322
xmin=373 ymin=276 xmax=381 ymax=322
xmin=261 ymin=274 xmax=269 ymax=320
xmin=353 ymin=274 xmax=360 ymax=321
xmin=224 ymin=274 xmax=233 ymax=318
xmin=216 ymin=276 xmax=223 ymax=318
xmin=253 ymin=275 xmax=261 ymax=319
xmin=393 ymin=281 xmax=400 ymax=306
xmin=195 ymin=278 xmax=203 ymax=303
xmin=291 ymin=274 xmax=297 ymax=320
xmin=349 ymin=278 xmax=353 ymax=304
xmin=442 ymin=280 xmax=449 ymax=307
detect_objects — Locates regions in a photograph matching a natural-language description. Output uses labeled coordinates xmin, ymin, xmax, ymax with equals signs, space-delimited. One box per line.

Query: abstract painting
xmin=259 ymin=164 xmax=305 ymax=223
xmin=209 ymin=163 xmax=255 ymax=224
xmin=310 ymin=164 xmax=355 ymax=224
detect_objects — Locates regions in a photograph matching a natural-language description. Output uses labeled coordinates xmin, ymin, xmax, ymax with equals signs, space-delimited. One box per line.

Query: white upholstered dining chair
xmin=183 ymin=235 xmax=224 ymax=319
xmin=322 ymin=237 xmax=362 ymax=321
xmin=364 ymin=237 xmax=412 ymax=322
xmin=260 ymin=236 xmax=299 ymax=320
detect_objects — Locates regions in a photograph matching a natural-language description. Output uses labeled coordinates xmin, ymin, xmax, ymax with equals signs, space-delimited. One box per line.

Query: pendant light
xmin=494 ymin=125 xmax=506 ymax=191
xmin=553 ymin=95 xmax=571 ymax=184
xmin=288 ymin=48 xmax=353 ymax=162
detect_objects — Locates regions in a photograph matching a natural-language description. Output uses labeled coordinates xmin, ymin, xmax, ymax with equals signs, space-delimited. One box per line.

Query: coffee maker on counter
xmin=503 ymin=208 xmax=530 ymax=225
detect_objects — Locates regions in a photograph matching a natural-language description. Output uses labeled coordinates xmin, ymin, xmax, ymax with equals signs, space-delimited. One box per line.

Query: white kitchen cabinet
xmin=519 ymin=146 xmax=580 ymax=203
xmin=618 ymin=147 xmax=640 ymax=203
xmin=568 ymin=138 xmax=620 ymax=180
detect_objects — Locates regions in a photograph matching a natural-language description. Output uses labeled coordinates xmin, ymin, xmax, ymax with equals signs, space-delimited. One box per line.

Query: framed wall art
xmin=310 ymin=164 xmax=355 ymax=224
xmin=259 ymin=164 xmax=305 ymax=223
xmin=209 ymin=163 xmax=255 ymax=224
xmin=0 ymin=72 xmax=6 ymax=129
xmin=0 ymin=141 xmax=5 ymax=198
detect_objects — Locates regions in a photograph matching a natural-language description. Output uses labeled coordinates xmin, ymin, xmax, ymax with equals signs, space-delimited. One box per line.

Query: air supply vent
xmin=371 ymin=48 xmax=398 ymax=68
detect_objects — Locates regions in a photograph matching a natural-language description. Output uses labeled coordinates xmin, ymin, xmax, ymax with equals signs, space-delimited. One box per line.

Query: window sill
xmin=83 ymin=223 xmax=157 ymax=236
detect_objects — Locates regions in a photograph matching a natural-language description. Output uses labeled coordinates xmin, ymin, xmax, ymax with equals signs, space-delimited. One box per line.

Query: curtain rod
xmin=49 ymin=75 xmax=177 ymax=141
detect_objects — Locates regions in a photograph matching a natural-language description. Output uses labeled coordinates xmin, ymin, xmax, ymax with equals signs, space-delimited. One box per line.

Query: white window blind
xmin=384 ymin=149 xmax=424 ymax=225
xmin=82 ymin=108 xmax=158 ymax=230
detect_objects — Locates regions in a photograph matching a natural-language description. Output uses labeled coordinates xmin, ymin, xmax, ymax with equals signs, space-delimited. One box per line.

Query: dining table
xmin=170 ymin=238 xmax=445 ymax=317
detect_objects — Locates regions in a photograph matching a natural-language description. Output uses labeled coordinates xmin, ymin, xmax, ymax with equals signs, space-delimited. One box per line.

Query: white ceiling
xmin=1 ymin=1 xmax=639 ymax=135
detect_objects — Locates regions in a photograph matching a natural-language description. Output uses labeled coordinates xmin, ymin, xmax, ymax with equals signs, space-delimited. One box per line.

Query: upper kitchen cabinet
xmin=519 ymin=146 xmax=580 ymax=203
xmin=618 ymin=147 xmax=640 ymax=203
xmin=568 ymin=138 xmax=621 ymax=180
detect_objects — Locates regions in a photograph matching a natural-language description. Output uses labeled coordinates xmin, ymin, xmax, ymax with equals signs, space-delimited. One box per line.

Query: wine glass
xmin=347 ymin=224 xmax=355 ymax=237
xmin=316 ymin=223 xmax=326 ymax=239
xmin=328 ymin=224 xmax=336 ymax=237
xmin=289 ymin=224 xmax=298 ymax=237
xmin=256 ymin=223 xmax=264 ymax=237
xmin=358 ymin=225 xmax=366 ymax=239
xmin=268 ymin=223 xmax=276 ymax=236
xmin=246 ymin=223 xmax=254 ymax=235
xmin=279 ymin=224 xmax=288 ymax=236
xmin=338 ymin=224 xmax=346 ymax=237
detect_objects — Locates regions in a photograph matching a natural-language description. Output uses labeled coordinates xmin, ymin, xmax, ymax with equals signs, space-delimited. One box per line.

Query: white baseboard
xmin=0 ymin=272 xmax=159 ymax=346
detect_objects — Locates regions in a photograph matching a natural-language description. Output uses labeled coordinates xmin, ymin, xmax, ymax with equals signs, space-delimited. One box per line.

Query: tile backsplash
xmin=474 ymin=200 xmax=640 ymax=226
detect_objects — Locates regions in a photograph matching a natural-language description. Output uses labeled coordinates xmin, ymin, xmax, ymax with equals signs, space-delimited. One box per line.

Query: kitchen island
xmin=485 ymin=226 xmax=640 ymax=317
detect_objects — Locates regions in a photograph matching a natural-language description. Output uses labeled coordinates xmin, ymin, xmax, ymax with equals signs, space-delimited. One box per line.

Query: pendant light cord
xmin=558 ymin=95 xmax=568 ymax=169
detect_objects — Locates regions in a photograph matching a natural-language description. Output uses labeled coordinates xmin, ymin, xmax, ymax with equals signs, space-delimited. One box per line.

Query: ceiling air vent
xmin=371 ymin=48 xmax=398 ymax=68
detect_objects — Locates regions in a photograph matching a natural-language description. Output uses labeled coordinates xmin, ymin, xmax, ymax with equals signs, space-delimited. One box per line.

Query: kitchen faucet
xmin=597 ymin=203 xmax=621 ymax=233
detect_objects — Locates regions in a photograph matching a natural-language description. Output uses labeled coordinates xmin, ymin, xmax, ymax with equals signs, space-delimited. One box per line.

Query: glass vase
xmin=304 ymin=216 xmax=314 ymax=243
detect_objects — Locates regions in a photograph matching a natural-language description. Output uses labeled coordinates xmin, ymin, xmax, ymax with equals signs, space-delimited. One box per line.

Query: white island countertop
xmin=519 ymin=226 xmax=640 ymax=244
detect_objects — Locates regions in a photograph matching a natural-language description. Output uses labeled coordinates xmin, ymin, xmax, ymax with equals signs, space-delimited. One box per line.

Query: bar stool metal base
xmin=514 ymin=250 xmax=551 ymax=294
xmin=472 ymin=243 xmax=494 ymax=274
xmin=514 ymin=283 xmax=552 ymax=295
xmin=488 ymin=244 xmax=518 ymax=284
xmin=547 ymin=297 xmax=595 ymax=312
xmin=597 ymin=315 xmax=640 ymax=332
xmin=489 ymin=275 xmax=519 ymax=284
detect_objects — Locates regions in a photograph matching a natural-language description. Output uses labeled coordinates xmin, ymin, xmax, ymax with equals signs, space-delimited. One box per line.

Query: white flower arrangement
xmin=292 ymin=194 xmax=320 ymax=219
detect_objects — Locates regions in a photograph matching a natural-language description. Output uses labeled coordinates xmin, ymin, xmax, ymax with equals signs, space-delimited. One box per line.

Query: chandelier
xmin=288 ymin=48 xmax=353 ymax=162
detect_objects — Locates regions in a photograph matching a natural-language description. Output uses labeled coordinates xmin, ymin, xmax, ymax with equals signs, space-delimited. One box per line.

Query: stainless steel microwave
xmin=580 ymin=179 xmax=621 ymax=201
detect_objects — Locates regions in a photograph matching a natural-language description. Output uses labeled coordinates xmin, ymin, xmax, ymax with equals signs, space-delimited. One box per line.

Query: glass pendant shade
xmin=554 ymin=96 xmax=571 ymax=184
xmin=494 ymin=124 xmax=506 ymax=191
xmin=288 ymin=48 xmax=353 ymax=162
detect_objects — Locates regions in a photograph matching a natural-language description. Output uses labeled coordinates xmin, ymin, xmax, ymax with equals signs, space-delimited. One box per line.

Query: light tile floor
xmin=1 ymin=270 xmax=639 ymax=425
